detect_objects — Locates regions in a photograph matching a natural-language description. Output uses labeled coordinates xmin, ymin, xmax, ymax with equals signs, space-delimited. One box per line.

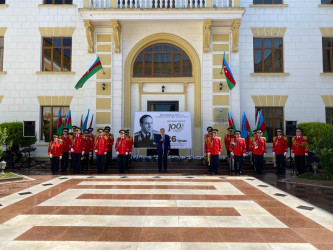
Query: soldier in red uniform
xmin=60 ymin=128 xmax=72 ymax=172
xmin=207 ymin=129 xmax=222 ymax=175
xmin=125 ymin=129 xmax=134 ymax=169
xmin=88 ymin=127 xmax=95 ymax=164
xmin=71 ymin=127 xmax=85 ymax=174
xmin=273 ymin=128 xmax=288 ymax=175
xmin=115 ymin=130 xmax=129 ymax=174
xmin=204 ymin=130 xmax=213 ymax=167
xmin=230 ymin=130 xmax=246 ymax=175
xmin=104 ymin=126 xmax=114 ymax=172
xmin=249 ymin=129 xmax=267 ymax=174
xmin=94 ymin=128 xmax=108 ymax=173
xmin=224 ymin=127 xmax=235 ymax=158
xmin=82 ymin=129 xmax=94 ymax=172
xmin=48 ymin=134 xmax=63 ymax=175
xmin=292 ymin=128 xmax=309 ymax=175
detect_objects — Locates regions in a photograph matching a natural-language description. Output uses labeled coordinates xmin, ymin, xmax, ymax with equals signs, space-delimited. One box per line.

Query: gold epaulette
xmin=263 ymin=137 xmax=266 ymax=142
xmin=104 ymin=136 xmax=108 ymax=140
xmin=284 ymin=136 xmax=288 ymax=141
xmin=303 ymin=136 xmax=308 ymax=140
xmin=273 ymin=136 xmax=276 ymax=141
xmin=217 ymin=137 xmax=222 ymax=141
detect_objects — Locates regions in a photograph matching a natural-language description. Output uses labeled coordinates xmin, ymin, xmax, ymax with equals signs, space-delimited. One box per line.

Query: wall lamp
xmin=162 ymin=85 xmax=165 ymax=93
xmin=219 ymin=83 xmax=223 ymax=91
xmin=102 ymin=83 xmax=106 ymax=90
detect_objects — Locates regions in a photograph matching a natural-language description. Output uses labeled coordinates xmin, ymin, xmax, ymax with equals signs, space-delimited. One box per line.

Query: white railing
xmin=88 ymin=0 xmax=233 ymax=8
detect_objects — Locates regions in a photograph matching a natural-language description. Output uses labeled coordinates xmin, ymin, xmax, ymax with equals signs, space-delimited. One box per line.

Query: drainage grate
xmin=258 ymin=185 xmax=269 ymax=187
xmin=246 ymin=178 xmax=255 ymax=181
xmin=120 ymin=176 xmax=128 ymax=178
xmin=153 ymin=176 xmax=162 ymax=178
xmin=186 ymin=176 xmax=194 ymax=179
xmin=87 ymin=176 xmax=96 ymax=179
xmin=18 ymin=192 xmax=32 ymax=195
xmin=297 ymin=205 xmax=314 ymax=211
xmin=58 ymin=177 xmax=68 ymax=180
xmin=42 ymin=183 xmax=53 ymax=186
xmin=274 ymin=193 xmax=287 ymax=197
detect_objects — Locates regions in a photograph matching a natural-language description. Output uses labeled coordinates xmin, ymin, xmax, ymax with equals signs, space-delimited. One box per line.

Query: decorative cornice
xmin=251 ymin=95 xmax=289 ymax=107
xmin=38 ymin=27 xmax=75 ymax=37
xmin=203 ymin=19 xmax=212 ymax=53
xmin=251 ymin=27 xmax=287 ymax=37
xmin=84 ymin=20 xmax=95 ymax=53
xmin=231 ymin=19 xmax=241 ymax=53
xmin=320 ymin=27 xmax=333 ymax=37
xmin=37 ymin=96 xmax=73 ymax=106
xmin=250 ymin=73 xmax=289 ymax=76
xmin=111 ymin=20 xmax=122 ymax=53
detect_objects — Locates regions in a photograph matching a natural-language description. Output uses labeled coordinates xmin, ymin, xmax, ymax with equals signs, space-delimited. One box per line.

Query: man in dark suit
xmin=154 ymin=128 xmax=171 ymax=173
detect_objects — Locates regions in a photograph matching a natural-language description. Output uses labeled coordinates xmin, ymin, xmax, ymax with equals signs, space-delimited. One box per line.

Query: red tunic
xmin=48 ymin=141 xmax=63 ymax=157
xmin=60 ymin=135 xmax=72 ymax=153
xmin=94 ymin=136 xmax=108 ymax=155
xmin=207 ymin=137 xmax=222 ymax=155
xmin=273 ymin=136 xmax=288 ymax=155
xmin=204 ymin=134 xmax=212 ymax=154
xmin=115 ymin=137 xmax=129 ymax=155
xmin=230 ymin=138 xmax=247 ymax=156
xmin=72 ymin=134 xmax=84 ymax=153
xmin=106 ymin=134 xmax=114 ymax=152
xmin=250 ymin=137 xmax=267 ymax=155
xmin=224 ymin=134 xmax=235 ymax=152
xmin=83 ymin=136 xmax=94 ymax=154
xmin=292 ymin=136 xmax=309 ymax=156
xmin=126 ymin=136 xmax=134 ymax=153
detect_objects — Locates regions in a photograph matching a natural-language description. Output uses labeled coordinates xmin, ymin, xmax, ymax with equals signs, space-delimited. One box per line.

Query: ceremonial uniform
xmin=273 ymin=133 xmax=288 ymax=175
xmin=249 ymin=132 xmax=267 ymax=174
xmin=60 ymin=131 xmax=72 ymax=172
xmin=292 ymin=133 xmax=308 ymax=175
xmin=230 ymin=134 xmax=246 ymax=175
xmin=88 ymin=128 xmax=95 ymax=164
xmin=224 ymin=130 xmax=235 ymax=158
xmin=125 ymin=130 xmax=134 ymax=168
xmin=71 ymin=131 xmax=84 ymax=174
xmin=95 ymin=131 xmax=108 ymax=173
xmin=48 ymin=137 xmax=63 ymax=175
xmin=204 ymin=132 xmax=212 ymax=166
xmin=82 ymin=131 xmax=94 ymax=172
xmin=134 ymin=131 xmax=159 ymax=148
xmin=104 ymin=127 xmax=114 ymax=171
xmin=207 ymin=130 xmax=222 ymax=175
xmin=115 ymin=130 xmax=129 ymax=173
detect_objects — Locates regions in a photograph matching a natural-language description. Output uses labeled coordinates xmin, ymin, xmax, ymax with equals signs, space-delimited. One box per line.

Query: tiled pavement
xmin=0 ymin=175 xmax=332 ymax=249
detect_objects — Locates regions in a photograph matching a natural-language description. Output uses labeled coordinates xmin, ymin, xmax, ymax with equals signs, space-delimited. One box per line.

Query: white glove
xmin=264 ymin=153 xmax=266 ymax=156
xmin=95 ymin=149 xmax=98 ymax=153
xmin=71 ymin=148 xmax=74 ymax=152
xmin=104 ymin=152 xmax=107 ymax=155
xmin=68 ymin=151 xmax=71 ymax=153
xmin=305 ymin=153 xmax=308 ymax=156
xmin=89 ymin=152 xmax=92 ymax=156
xmin=243 ymin=153 xmax=246 ymax=157
xmin=125 ymin=152 xmax=128 ymax=155
xmin=49 ymin=154 xmax=53 ymax=158
xmin=116 ymin=152 xmax=119 ymax=155
xmin=292 ymin=153 xmax=295 ymax=158
xmin=231 ymin=152 xmax=234 ymax=156
xmin=82 ymin=151 xmax=85 ymax=155
xmin=272 ymin=152 xmax=275 ymax=156
xmin=284 ymin=152 xmax=287 ymax=157
xmin=60 ymin=156 xmax=62 ymax=160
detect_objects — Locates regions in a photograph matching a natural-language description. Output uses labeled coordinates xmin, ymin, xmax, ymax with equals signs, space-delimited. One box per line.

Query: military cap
xmin=253 ymin=129 xmax=257 ymax=133
xmin=276 ymin=128 xmax=283 ymax=132
xmin=97 ymin=128 xmax=104 ymax=133
xmin=256 ymin=129 xmax=262 ymax=133
xmin=227 ymin=127 xmax=233 ymax=131
xmin=72 ymin=125 xmax=77 ymax=129
xmin=104 ymin=128 xmax=110 ymax=132
xmin=62 ymin=128 xmax=69 ymax=132
xmin=105 ymin=126 xmax=111 ymax=130
xmin=234 ymin=130 xmax=241 ymax=135
xmin=119 ymin=129 xmax=125 ymax=134
xmin=75 ymin=127 xmax=81 ymax=131
xmin=125 ymin=129 xmax=129 ymax=135
xmin=53 ymin=134 xmax=59 ymax=138
xmin=209 ymin=130 xmax=213 ymax=134
xmin=88 ymin=127 xmax=93 ymax=131
xmin=83 ymin=129 xmax=89 ymax=133
xmin=207 ymin=126 xmax=213 ymax=131
xmin=212 ymin=129 xmax=218 ymax=133
xmin=296 ymin=127 xmax=302 ymax=131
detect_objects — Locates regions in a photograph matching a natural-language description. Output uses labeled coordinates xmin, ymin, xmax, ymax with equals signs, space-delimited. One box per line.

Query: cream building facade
xmin=0 ymin=0 xmax=332 ymax=157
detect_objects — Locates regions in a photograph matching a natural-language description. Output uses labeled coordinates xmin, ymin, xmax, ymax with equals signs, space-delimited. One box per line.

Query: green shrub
xmin=0 ymin=122 xmax=37 ymax=149
xmin=0 ymin=128 xmax=8 ymax=158
xmin=298 ymin=122 xmax=333 ymax=178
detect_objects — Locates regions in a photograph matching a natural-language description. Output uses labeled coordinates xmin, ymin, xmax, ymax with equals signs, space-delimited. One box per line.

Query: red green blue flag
xmin=67 ymin=110 xmax=72 ymax=130
xmin=75 ymin=57 xmax=103 ymax=90
xmin=222 ymin=52 xmax=236 ymax=91
xmin=80 ymin=114 xmax=83 ymax=129
xmin=241 ymin=112 xmax=252 ymax=151
xmin=57 ymin=109 xmax=63 ymax=136
xmin=227 ymin=112 xmax=237 ymax=133
xmin=82 ymin=109 xmax=90 ymax=131
xmin=256 ymin=111 xmax=268 ymax=141
xmin=89 ymin=114 xmax=94 ymax=128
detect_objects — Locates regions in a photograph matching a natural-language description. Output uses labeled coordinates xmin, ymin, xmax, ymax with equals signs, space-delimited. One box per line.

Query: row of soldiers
xmin=47 ymin=126 xmax=134 ymax=174
xmin=205 ymin=126 xmax=309 ymax=176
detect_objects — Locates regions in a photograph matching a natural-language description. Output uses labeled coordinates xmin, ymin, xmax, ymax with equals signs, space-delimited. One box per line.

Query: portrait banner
xmin=134 ymin=112 xmax=192 ymax=149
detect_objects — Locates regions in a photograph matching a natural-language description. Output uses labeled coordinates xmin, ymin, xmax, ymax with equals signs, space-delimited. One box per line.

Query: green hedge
xmin=298 ymin=122 xmax=333 ymax=178
xmin=0 ymin=122 xmax=37 ymax=148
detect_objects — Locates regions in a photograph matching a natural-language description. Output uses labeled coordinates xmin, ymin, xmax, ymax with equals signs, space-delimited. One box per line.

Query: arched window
xmin=133 ymin=43 xmax=192 ymax=77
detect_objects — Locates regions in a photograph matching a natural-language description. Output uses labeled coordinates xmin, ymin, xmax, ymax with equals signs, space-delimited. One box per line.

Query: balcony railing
xmin=87 ymin=0 xmax=234 ymax=8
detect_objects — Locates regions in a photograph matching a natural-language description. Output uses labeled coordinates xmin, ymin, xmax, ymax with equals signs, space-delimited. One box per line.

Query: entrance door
xmin=147 ymin=101 xmax=179 ymax=156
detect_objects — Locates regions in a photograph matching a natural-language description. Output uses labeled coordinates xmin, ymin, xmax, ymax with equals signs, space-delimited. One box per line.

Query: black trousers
xmin=96 ymin=154 xmax=105 ymax=173
xmin=210 ymin=154 xmax=219 ymax=174
xmin=50 ymin=157 xmax=59 ymax=174
xmin=295 ymin=155 xmax=306 ymax=175
xmin=276 ymin=154 xmax=286 ymax=174
xmin=81 ymin=154 xmax=89 ymax=171
xmin=254 ymin=154 xmax=264 ymax=174
xmin=118 ymin=154 xmax=126 ymax=173
xmin=158 ymin=153 xmax=168 ymax=171
xmin=61 ymin=152 xmax=69 ymax=172
xmin=72 ymin=153 xmax=81 ymax=174
xmin=104 ymin=150 xmax=112 ymax=171
xmin=234 ymin=155 xmax=243 ymax=174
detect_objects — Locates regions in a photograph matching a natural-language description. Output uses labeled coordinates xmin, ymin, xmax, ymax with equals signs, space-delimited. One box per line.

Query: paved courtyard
xmin=0 ymin=175 xmax=332 ymax=249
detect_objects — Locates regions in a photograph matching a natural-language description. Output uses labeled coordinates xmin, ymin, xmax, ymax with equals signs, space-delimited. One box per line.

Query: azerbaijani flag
xmin=227 ymin=112 xmax=237 ymax=133
xmin=67 ymin=110 xmax=72 ymax=130
xmin=89 ymin=114 xmax=94 ymax=128
xmin=222 ymin=52 xmax=236 ymax=91
xmin=256 ymin=111 xmax=268 ymax=141
xmin=64 ymin=113 xmax=68 ymax=128
xmin=82 ymin=109 xmax=90 ymax=131
xmin=241 ymin=112 xmax=252 ymax=151
xmin=75 ymin=57 xmax=103 ymax=90
xmin=80 ymin=114 xmax=83 ymax=129
xmin=57 ymin=109 xmax=63 ymax=136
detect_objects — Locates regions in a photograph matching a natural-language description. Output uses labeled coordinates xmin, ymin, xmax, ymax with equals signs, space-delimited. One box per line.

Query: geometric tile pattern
xmin=0 ymin=176 xmax=333 ymax=249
